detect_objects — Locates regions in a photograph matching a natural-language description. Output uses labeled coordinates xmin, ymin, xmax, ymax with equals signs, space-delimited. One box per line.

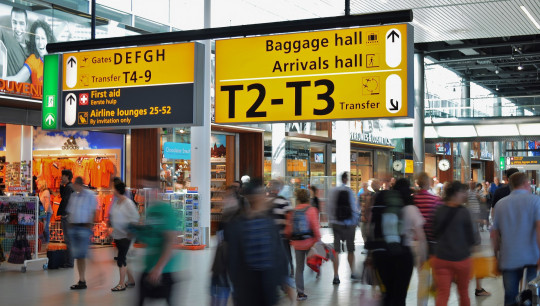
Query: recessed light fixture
xmin=495 ymin=67 xmax=499 ymax=74
xmin=521 ymin=6 xmax=540 ymax=30
xmin=518 ymin=63 xmax=524 ymax=70
xmin=496 ymin=85 xmax=499 ymax=91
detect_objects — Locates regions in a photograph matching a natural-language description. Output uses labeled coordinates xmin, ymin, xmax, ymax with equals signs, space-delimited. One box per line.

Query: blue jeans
xmin=43 ymin=212 xmax=52 ymax=243
xmin=502 ymin=266 xmax=537 ymax=305
xmin=68 ymin=226 xmax=92 ymax=259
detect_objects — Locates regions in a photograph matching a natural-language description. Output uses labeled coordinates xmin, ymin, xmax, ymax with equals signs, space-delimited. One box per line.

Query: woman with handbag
xmin=432 ymin=181 xmax=477 ymax=306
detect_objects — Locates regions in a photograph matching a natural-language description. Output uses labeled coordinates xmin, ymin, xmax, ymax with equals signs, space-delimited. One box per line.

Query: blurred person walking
xmin=130 ymin=176 xmax=180 ymax=306
xmin=491 ymin=172 xmax=540 ymax=306
xmin=108 ymin=179 xmax=139 ymax=292
xmin=267 ymin=179 xmax=294 ymax=276
xmin=224 ymin=180 xmax=287 ymax=306
xmin=58 ymin=169 xmax=74 ymax=268
xmin=310 ymin=185 xmax=320 ymax=212
xmin=432 ymin=181 xmax=477 ymax=306
xmin=413 ymin=172 xmax=443 ymax=306
xmin=326 ymin=172 xmax=360 ymax=284
xmin=38 ymin=180 xmax=52 ymax=246
xmin=466 ymin=181 xmax=491 ymax=297
xmin=359 ymin=179 xmax=380 ymax=245
xmin=367 ymin=178 xmax=426 ymax=306
xmin=285 ymin=189 xmax=322 ymax=301
xmin=492 ymin=168 xmax=520 ymax=211
xmin=67 ymin=177 xmax=98 ymax=290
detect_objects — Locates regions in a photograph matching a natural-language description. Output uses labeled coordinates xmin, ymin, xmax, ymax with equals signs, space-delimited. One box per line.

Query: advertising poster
xmin=0 ymin=3 xmax=135 ymax=101
xmin=210 ymin=134 xmax=226 ymax=162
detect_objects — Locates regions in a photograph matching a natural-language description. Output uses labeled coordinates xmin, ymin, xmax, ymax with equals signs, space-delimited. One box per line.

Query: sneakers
xmin=332 ymin=277 xmax=340 ymax=285
xmin=297 ymin=293 xmax=308 ymax=301
xmin=475 ymin=288 xmax=491 ymax=296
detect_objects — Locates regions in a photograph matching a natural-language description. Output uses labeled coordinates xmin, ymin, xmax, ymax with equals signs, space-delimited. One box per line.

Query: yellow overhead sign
xmin=215 ymin=24 xmax=413 ymax=123
xmin=62 ymin=43 xmax=195 ymax=91
xmin=405 ymin=159 xmax=414 ymax=174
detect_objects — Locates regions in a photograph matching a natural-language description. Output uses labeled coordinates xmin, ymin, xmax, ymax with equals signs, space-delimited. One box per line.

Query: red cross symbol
xmin=79 ymin=93 xmax=89 ymax=106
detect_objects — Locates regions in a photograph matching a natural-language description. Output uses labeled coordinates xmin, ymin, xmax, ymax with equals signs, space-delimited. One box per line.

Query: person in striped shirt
xmin=267 ymin=179 xmax=294 ymax=276
xmin=414 ymin=172 xmax=443 ymax=306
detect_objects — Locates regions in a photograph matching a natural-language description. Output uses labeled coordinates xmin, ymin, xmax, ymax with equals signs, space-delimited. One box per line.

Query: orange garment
xmin=89 ymin=159 xmax=101 ymax=188
xmin=33 ymin=159 xmax=42 ymax=177
xmin=60 ymin=159 xmax=75 ymax=172
xmin=100 ymin=159 xmax=115 ymax=188
xmin=73 ymin=159 xmax=90 ymax=185
xmin=41 ymin=159 xmax=54 ymax=189
xmin=50 ymin=160 xmax=62 ymax=189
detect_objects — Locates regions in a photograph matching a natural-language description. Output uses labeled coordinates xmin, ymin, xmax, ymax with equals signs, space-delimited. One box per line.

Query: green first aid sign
xmin=42 ymin=54 xmax=60 ymax=130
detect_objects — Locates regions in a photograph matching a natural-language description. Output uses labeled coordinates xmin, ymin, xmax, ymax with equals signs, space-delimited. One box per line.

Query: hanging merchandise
xmin=0 ymin=196 xmax=49 ymax=272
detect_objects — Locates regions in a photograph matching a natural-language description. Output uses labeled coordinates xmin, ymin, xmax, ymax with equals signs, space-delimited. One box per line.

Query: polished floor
xmin=0 ymin=229 xmax=505 ymax=306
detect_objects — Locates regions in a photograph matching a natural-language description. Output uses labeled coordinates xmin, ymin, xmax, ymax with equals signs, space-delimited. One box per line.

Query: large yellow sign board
xmin=215 ymin=24 xmax=413 ymax=123
xmin=62 ymin=43 xmax=195 ymax=91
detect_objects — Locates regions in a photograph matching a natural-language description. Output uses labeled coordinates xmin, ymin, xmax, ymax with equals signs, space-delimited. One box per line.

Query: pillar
xmin=461 ymin=78 xmax=470 ymax=117
xmin=190 ymin=0 xmax=211 ymax=247
xmin=493 ymin=141 xmax=501 ymax=180
xmin=336 ymin=120 xmax=350 ymax=186
xmin=6 ymin=124 xmax=32 ymax=163
xmin=461 ymin=142 xmax=471 ymax=182
xmin=413 ymin=52 xmax=425 ymax=174
xmin=494 ymin=95 xmax=502 ymax=117
xmin=271 ymin=123 xmax=286 ymax=179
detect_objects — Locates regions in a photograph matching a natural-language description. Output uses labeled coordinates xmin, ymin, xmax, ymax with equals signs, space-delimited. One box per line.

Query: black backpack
xmin=291 ymin=207 xmax=314 ymax=240
xmin=336 ymin=189 xmax=352 ymax=221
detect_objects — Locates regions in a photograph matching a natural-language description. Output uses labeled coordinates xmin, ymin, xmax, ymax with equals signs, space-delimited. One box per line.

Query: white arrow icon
xmin=45 ymin=114 xmax=55 ymax=125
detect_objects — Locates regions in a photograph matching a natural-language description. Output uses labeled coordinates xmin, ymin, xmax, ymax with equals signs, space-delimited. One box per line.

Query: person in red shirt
xmin=285 ymin=188 xmax=321 ymax=301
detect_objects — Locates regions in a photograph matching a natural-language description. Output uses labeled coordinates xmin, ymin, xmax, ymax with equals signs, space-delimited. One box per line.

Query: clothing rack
xmin=33 ymin=153 xmax=117 ymax=159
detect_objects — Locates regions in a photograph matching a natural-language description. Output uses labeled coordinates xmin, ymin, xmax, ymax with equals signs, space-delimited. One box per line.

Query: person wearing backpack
xmin=326 ymin=172 xmax=360 ymax=284
xmin=366 ymin=178 xmax=427 ymax=306
xmin=285 ymin=188 xmax=321 ymax=301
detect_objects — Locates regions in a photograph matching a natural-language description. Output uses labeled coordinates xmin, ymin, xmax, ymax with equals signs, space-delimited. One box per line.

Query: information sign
xmin=43 ymin=42 xmax=204 ymax=130
xmin=215 ymin=24 xmax=413 ymax=123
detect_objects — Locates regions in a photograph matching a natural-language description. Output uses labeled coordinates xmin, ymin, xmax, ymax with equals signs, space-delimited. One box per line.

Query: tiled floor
xmin=0 ymin=229 xmax=505 ymax=306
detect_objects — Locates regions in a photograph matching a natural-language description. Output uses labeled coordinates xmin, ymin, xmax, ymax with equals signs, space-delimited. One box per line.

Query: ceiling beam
xmin=427 ymin=52 xmax=540 ymax=65
xmin=421 ymin=39 xmax=540 ymax=54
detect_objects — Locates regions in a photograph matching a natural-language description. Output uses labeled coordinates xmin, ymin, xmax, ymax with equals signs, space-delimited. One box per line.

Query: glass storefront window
xmin=160 ymin=127 xmax=191 ymax=192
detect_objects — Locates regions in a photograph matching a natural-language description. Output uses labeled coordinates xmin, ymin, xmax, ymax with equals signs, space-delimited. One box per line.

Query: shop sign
xmin=7 ymin=186 xmax=27 ymax=192
xmin=350 ymin=132 xmax=393 ymax=146
xmin=61 ymin=136 xmax=79 ymax=150
xmin=285 ymin=148 xmax=310 ymax=159
xmin=163 ymin=142 xmax=191 ymax=160
xmin=215 ymin=24 xmax=413 ymax=123
xmin=404 ymin=159 xmax=414 ymax=174
xmin=43 ymin=42 xmax=204 ymax=130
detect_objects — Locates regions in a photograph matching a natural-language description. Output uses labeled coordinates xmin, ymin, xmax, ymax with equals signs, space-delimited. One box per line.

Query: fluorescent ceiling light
xmin=459 ymin=48 xmax=480 ymax=56
xmin=521 ymin=6 xmax=540 ymax=30
xmin=425 ymin=126 xmax=438 ymax=138
xmin=475 ymin=124 xmax=518 ymax=136
xmin=412 ymin=19 xmax=439 ymax=37
xmin=435 ymin=125 xmax=476 ymax=137
xmin=518 ymin=123 xmax=540 ymax=135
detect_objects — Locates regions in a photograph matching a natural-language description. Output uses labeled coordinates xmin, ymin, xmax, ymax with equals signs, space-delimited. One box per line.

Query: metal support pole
xmin=461 ymin=142 xmax=471 ymax=182
xmin=91 ymin=0 xmax=96 ymax=40
xmin=461 ymin=78 xmax=470 ymax=117
xmin=413 ymin=52 xmax=425 ymax=175
xmin=345 ymin=0 xmax=351 ymax=16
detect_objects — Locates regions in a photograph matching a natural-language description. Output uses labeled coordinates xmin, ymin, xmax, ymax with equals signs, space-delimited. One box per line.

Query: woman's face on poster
xmin=35 ymin=27 xmax=47 ymax=58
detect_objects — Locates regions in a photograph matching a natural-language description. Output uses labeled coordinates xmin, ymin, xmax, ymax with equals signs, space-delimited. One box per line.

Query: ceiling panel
xmin=350 ymin=0 xmax=540 ymax=42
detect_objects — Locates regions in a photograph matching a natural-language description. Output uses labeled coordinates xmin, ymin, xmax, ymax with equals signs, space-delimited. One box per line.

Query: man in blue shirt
xmin=327 ymin=172 xmax=360 ymax=284
xmin=492 ymin=172 xmax=540 ymax=305
xmin=67 ymin=177 xmax=97 ymax=290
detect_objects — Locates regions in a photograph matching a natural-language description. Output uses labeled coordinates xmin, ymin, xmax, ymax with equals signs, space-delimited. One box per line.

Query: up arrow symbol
xmin=67 ymin=94 xmax=76 ymax=103
xmin=387 ymin=30 xmax=400 ymax=43
xmin=45 ymin=114 xmax=55 ymax=125
xmin=67 ymin=57 xmax=76 ymax=67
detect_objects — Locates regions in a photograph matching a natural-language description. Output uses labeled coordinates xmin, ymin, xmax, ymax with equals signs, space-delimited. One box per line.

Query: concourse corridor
xmin=0 ymin=229 xmax=504 ymax=306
